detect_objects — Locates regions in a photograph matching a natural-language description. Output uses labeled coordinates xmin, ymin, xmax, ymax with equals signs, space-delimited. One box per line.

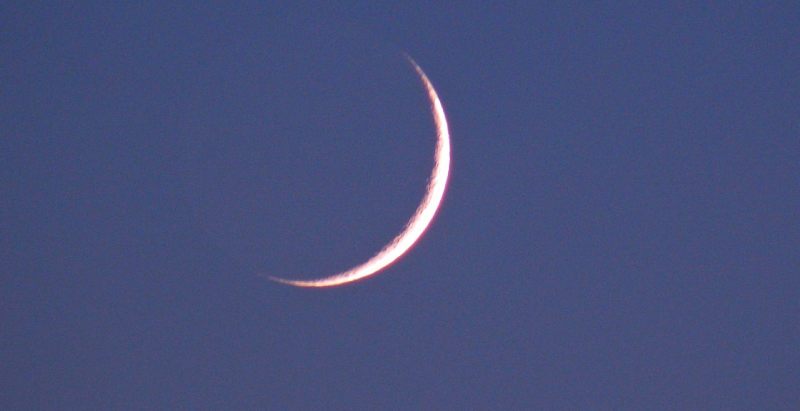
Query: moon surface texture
xmin=269 ymin=57 xmax=450 ymax=288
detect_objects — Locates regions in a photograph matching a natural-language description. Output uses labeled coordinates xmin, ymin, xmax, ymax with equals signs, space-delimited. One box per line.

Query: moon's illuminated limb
xmin=268 ymin=56 xmax=450 ymax=288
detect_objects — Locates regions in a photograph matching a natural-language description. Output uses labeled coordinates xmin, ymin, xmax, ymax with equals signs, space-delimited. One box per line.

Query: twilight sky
xmin=2 ymin=2 xmax=798 ymax=409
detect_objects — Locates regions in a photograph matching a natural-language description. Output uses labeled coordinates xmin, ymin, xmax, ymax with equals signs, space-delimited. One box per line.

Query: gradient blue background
xmin=3 ymin=2 xmax=798 ymax=409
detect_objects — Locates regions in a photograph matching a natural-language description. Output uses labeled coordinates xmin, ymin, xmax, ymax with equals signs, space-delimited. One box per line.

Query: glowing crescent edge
xmin=268 ymin=56 xmax=450 ymax=288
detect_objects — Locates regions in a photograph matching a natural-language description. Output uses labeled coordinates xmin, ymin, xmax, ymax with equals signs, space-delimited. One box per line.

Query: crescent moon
xmin=268 ymin=56 xmax=451 ymax=288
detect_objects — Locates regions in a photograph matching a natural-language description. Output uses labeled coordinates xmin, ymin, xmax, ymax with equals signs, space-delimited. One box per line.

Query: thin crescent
xmin=268 ymin=56 xmax=450 ymax=288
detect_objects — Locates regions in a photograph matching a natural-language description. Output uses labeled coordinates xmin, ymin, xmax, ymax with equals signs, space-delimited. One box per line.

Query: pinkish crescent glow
xmin=269 ymin=57 xmax=450 ymax=288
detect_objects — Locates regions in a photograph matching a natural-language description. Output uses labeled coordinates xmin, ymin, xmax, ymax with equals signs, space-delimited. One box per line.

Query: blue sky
xmin=2 ymin=2 xmax=798 ymax=409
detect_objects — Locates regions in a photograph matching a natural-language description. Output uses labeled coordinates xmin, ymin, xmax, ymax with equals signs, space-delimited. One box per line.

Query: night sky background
xmin=3 ymin=2 xmax=798 ymax=409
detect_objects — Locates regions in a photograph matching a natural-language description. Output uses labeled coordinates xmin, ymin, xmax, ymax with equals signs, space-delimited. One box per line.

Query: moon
xmin=268 ymin=56 xmax=451 ymax=288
